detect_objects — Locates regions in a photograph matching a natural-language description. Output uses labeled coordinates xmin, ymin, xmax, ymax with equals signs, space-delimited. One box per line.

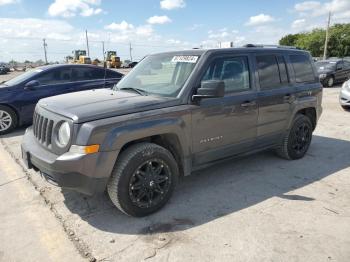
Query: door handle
xmin=283 ymin=94 xmax=294 ymax=103
xmin=241 ymin=101 xmax=256 ymax=107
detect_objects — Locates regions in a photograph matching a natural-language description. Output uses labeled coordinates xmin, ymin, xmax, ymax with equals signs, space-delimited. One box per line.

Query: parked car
xmin=340 ymin=79 xmax=350 ymax=110
xmin=129 ymin=62 xmax=138 ymax=68
xmin=315 ymin=59 xmax=350 ymax=87
xmin=0 ymin=64 xmax=123 ymax=134
xmin=22 ymin=46 xmax=322 ymax=216
xmin=0 ymin=64 xmax=10 ymax=74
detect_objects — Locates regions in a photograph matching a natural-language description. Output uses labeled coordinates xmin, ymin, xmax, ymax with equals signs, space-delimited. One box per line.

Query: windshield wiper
xmin=119 ymin=87 xmax=148 ymax=96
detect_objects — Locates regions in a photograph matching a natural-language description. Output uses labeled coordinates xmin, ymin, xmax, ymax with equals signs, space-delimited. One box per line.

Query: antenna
xmin=102 ymin=41 xmax=107 ymax=89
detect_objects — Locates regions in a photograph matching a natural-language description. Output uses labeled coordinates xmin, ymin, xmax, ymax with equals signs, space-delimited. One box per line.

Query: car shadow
xmin=60 ymin=134 xmax=349 ymax=235
xmin=0 ymin=127 xmax=27 ymax=139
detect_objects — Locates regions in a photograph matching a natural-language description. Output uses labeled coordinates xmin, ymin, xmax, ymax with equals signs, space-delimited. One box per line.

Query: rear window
xmin=290 ymin=55 xmax=315 ymax=83
xmin=256 ymin=55 xmax=289 ymax=90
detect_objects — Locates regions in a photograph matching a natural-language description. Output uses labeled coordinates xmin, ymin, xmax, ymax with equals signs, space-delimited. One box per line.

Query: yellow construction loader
xmin=105 ymin=51 xmax=121 ymax=68
xmin=72 ymin=50 xmax=91 ymax=64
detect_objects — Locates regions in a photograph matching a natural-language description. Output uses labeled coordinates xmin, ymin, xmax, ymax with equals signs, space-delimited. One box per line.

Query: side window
xmin=35 ymin=68 xmax=71 ymax=86
xmin=91 ymin=68 xmax=105 ymax=79
xmin=256 ymin=55 xmax=288 ymax=90
xmin=71 ymin=67 xmax=100 ymax=81
xmin=289 ymin=55 xmax=315 ymax=83
xmin=276 ymin=56 xmax=289 ymax=84
xmin=106 ymin=70 xmax=123 ymax=78
xmin=201 ymin=56 xmax=250 ymax=93
xmin=336 ymin=61 xmax=343 ymax=70
xmin=344 ymin=61 xmax=350 ymax=69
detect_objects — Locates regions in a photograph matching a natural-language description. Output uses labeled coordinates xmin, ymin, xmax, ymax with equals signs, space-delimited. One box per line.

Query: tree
xmin=278 ymin=23 xmax=350 ymax=58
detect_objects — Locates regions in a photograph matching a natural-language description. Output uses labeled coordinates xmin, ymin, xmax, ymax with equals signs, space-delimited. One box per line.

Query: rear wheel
xmin=107 ymin=143 xmax=179 ymax=217
xmin=276 ymin=114 xmax=313 ymax=160
xmin=0 ymin=106 xmax=17 ymax=135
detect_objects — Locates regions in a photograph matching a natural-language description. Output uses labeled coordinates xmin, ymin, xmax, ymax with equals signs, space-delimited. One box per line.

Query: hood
xmin=38 ymin=88 xmax=178 ymax=123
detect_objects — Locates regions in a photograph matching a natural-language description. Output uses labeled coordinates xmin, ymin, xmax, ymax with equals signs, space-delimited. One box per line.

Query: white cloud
xmin=48 ymin=0 xmax=103 ymax=18
xmin=291 ymin=19 xmax=306 ymax=29
xmin=0 ymin=0 xmax=17 ymax=6
xmin=294 ymin=1 xmax=321 ymax=12
xmin=245 ymin=14 xmax=276 ymax=26
xmin=104 ymin=20 xmax=134 ymax=31
xmin=147 ymin=15 xmax=172 ymax=25
xmin=0 ymin=18 xmax=74 ymax=39
xmin=160 ymin=0 xmax=185 ymax=10
xmin=294 ymin=0 xmax=350 ymax=19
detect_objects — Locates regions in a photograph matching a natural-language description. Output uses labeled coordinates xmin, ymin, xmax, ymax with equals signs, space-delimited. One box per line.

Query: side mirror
xmin=192 ymin=80 xmax=225 ymax=100
xmin=24 ymin=80 xmax=39 ymax=90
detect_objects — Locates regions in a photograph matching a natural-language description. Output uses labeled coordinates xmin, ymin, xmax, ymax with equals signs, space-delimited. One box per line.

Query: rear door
xmin=70 ymin=66 xmax=106 ymax=91
xmin=335 ymin=61 xmax=346 ymax=82
xmin=191 ymin=54 xmax=258 ymax=165
xmin=255 ymin=53 xmax=295 ymax=147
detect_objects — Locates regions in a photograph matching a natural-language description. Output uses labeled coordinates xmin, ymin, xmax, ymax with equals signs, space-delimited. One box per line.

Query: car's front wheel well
xmin=0 ymin=104 xmax=19 ymax=123
xmin=119 ymin=134 xmax=184 ymax=176
xmin=296 ymin=107 xmax=316 ymax=130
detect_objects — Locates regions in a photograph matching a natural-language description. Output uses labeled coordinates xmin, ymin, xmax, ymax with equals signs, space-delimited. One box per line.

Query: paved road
xmin=0 ymin=145 xmax=84 ymax=262
xmin=0 ymin=77 xmax=349 ymax=261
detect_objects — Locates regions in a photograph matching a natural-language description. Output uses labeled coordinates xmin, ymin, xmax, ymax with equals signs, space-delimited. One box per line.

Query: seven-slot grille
xmin=33 ymin=111 xmax=54 ymax=146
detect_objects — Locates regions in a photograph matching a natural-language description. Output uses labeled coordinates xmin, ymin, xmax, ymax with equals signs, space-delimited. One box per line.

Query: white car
xmin=340 ymin=80 xmax=350 ymax=110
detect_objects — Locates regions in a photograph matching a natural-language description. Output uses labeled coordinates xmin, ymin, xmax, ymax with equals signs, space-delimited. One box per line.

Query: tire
xmin=0 ymin=105 xmax=17 ymax=135
xmin=276 ymin=114 xmax=313 ymax=160
xmin=326 ymin=76 xmax=334 ymax=87
xmin=107 ymin=142 xmax=179 ymax=217
xmin=341 ymin=105 xmax=350 ymax=111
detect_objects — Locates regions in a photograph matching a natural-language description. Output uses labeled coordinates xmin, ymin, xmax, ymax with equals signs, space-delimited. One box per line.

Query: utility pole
xmin=323 ymin=11 xmax=331 ymax=60
xmin=85 ymin=30 xmax=90 ymax=57
xmin=102 ymin=41 xmax=105 ymax=60
xmin=43 ymin=38 xmax=48 ymax=64
xmin=129 ymin=42 xmax=133 ymax=61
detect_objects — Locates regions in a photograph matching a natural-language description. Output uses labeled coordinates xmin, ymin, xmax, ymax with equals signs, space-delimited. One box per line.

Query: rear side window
xmin=289 ymin=55 xmax=315 ymax=83
xmin=71 ymin=67 xmax=104 ymax=81
xmin=106 ymin=70 xmax=123 ymax=78
xmin=256 ymin=55 xmax=289 ymax=90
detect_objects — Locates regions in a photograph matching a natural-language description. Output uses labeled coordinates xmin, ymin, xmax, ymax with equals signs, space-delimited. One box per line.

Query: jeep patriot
xmin=22 ymin=45 xmax=323 ymax=216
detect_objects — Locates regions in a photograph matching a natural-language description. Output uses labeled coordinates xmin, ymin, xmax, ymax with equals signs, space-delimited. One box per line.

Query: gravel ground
xmin=0 ymin=70 xmax=350 ymax=261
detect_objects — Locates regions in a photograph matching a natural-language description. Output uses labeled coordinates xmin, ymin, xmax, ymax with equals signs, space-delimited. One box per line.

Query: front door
xmin=191 ymin=55 xmax=258 ymax=166
xmin=19 ymin=67 xmax=73 ymax=122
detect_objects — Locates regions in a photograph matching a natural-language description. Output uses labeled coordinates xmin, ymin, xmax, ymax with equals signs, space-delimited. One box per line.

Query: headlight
xmin=319 ymin=73 xmax=327 ymax=79
xmin=342 ymin=81 xmax=350 ymax=91
xmin=57 ymin=122 xmax=71 ymax=147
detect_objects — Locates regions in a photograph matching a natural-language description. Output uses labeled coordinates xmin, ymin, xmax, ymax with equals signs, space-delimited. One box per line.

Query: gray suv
xmin=22 ymin=45 xmax=323 ymax=217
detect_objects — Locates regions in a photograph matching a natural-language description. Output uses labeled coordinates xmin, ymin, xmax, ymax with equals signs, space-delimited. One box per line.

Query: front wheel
xmin=107 ymin=143 xmax=179 ymax=217
xmin=276 ymin=114 xmax=313 ymax=160
xmin=326 ymin=76 xmax=334 ymax=87
xmin=0 ymin=106 xmax=17 ymax=135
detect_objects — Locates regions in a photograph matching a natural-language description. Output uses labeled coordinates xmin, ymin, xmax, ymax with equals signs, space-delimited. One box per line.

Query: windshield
xmin=4 ymin=68 xmax=43 ymax=86
xmin=315 ymin=61 xmax=336 ymax=70
xmin=115 ymin=53 xmax=199 ymax=97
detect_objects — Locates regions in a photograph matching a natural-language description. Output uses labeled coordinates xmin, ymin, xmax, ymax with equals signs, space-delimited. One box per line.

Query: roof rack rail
xmin=243 ymin=44 xmax=300 ymax=49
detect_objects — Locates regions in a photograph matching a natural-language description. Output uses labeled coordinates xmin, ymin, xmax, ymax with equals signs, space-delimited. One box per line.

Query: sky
xmin=0 ymin=0 xmax=350 ymax=62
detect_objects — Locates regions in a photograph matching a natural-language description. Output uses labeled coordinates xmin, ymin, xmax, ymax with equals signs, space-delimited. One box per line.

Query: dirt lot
xmin=1 ymin=71 xmax=350 ymax=261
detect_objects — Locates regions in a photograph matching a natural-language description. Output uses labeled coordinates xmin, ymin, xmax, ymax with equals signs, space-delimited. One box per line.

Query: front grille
xmin=33 ymin=111 xmax=54 ymax=146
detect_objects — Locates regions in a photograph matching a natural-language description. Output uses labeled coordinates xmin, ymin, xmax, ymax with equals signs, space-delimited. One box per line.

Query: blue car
xmin=0 ymin=64 xmax=123 ymax=134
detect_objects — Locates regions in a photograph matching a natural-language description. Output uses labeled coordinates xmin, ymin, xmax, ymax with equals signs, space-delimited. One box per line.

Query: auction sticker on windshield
xmin=172 ymin=56 xmax=198 ymax=63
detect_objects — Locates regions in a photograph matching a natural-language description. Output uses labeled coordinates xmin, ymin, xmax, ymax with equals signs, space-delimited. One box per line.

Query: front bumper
xmin=21 ymin=128 xmax=118 ymax=195
xmin=340 ymin=88 xmax=350 ymax=106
